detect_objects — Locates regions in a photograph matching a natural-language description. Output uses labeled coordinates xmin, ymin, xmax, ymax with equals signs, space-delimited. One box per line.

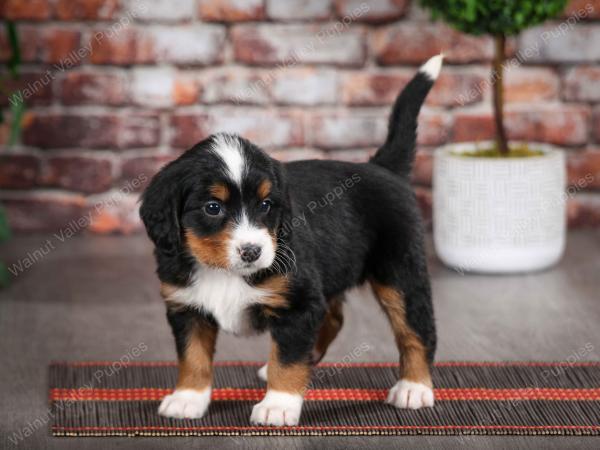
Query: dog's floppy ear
xmin=140 ymin=159 xmax=186 ymax=260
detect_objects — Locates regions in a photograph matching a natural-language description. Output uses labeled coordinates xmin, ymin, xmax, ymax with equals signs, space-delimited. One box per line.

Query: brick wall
xmin=1 ymin=0 xmax=600 ymax=233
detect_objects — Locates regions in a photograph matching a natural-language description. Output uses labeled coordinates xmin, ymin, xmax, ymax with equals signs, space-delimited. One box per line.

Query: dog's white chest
xmin=170 ymin=267 xmax=265 ymax=335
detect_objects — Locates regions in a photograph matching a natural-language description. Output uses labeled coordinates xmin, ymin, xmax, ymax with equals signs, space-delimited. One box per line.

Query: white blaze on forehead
xmin=210 ymin=134 xmax=245 ymax=186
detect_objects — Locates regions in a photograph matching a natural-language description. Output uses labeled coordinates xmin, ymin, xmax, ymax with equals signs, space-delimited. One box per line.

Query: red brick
xmin=568 ymin=194 xmax=600 ymax=228
xmin=564 ymin=0 xmax=600 ymax=19
xmin=138 ymin=26 xmax=226 ymax=65
xmin=564 ymin=66 xmax=600 ymax=102
xmin=0 ymin=191 xmax=89 ymax=232
xmin=0 ymin=154 xmax=40 ymax=189
xmin=418 ymin=112 xmax=451 ymax=146
xmin=3 ymin=0 xmax=50 ymax=20
xmin=519 ymin=25 xmax=600 ymax=63
xmin=267 ymin=0 xmax=330 ymax=21
xmin=269 ymin=148 xmax=327 ymax=161
xmin=508 ymin=106 xmax=590 ymax=147
xmin=335 ymin=0 xmax=406 ymax=23
xmin=567 ymin=149 xmax=600 ymax=189
xmin=123 ymin=0 xmax=193 ymax=22
xmin=431 ymin=70 xmax=487 ymax=107
xmin=326 ymin=148 xmax=373 ymax=163
xmin=55 ymin=0 xmax=120 ymax=20
xmin=120 ymin=154 xmax=177 ymax=191
xmin=452 ymin=112 xmax=496 ymax=143
xmin=504 ymin=67 xmax=560 ymax=103
xmin=59 ymin=71 xmax=129 ymax=105
xmin=22 ymin=114 xmax=118 ymax=149
xmin=87 ymin=192 xmax=142 ymax=234
xmin=341 ymin=71 xmax=412 ymax=106
xmin=130 ymin=67 xmax=175 ymax=107
xmin=173 ymin=74 xmax=201 ymax=106
xmin=199 ymin=0 xmax=265 ymax=21
xmin=310 ymin=112 xmax=386 ymax=149
xmin=200 ymin=68 xmax=270 ymax=105
xmin=0 ymin=25 xmax=40 ymax=63
xmin=171 ymin=110 xmax=303 ymax=149
xmin=342 ymin=69 xmax=487 ymax=107
xmin=595 ymin=108 xmax=600 ymax=143
xmin=22 ymin=113 xmax=160 ymax=149
xmin=1 ymin=71 xmax=53 ymax=107
xmin=40 ymin=155 xmax=113 ymax=193
xmin=0 ymin=122 xmax=8 ymax=146
xmin=312 ymin=109 xmax=448 ymax=149
xmin=414 ymin=186 xmax=432 ymax=227
xmin=232 ymin=24 xmax=366 ymax=67
xmin=90 ymin=28 xmax=138 ymax=65
xmin=372 ymin=23 xmax=493 ymax=65
xmin=412 ymin=150 xmax=432 ymax=186
xmin=0 ymin=24 xmax=41 ymax=63
xmin=40 ymin=28 xmax=82 ymax=64
xmin=453 ymin=106 xmax=590 ymax=146
xmin=130 ymin=70 xmax=198 ymax=108
xmin=118 ymin=113 xmax=162 ymax=149
xmin=271 ymin=68 xmax=337 ymax=105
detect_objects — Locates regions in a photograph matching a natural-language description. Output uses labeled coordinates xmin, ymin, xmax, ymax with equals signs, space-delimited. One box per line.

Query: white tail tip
xmin=419 ymin=53 xmax=444 ymax=81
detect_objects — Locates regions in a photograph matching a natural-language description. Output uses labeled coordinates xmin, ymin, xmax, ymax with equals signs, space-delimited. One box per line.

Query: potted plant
xmin=420 ymin=0 xmax=569 ymax=273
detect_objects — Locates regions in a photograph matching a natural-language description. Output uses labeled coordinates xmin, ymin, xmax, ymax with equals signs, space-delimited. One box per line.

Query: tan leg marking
xmin=177 ymin=319 xmax=218 ymax=391
xmin=313 ymin=295 xmax=344 ymax=363
xmin=185 ymin=227 xmax=231 ymax=269
xmin=267 ymin=342 xmax=311 ymax=395
xmin=370 ymin=280 xmax=432 ymax=387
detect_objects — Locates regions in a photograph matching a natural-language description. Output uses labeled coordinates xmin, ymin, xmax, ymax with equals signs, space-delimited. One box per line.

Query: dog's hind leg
xmin=312 ymin=294 xmax=345 ymax=364
xmin=368 ymin=240 xmax=436 ymax=409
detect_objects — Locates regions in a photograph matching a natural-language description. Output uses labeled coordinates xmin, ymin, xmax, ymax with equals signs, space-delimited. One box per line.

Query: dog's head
xmin=140 ymin=133 xmax=288 ymax=278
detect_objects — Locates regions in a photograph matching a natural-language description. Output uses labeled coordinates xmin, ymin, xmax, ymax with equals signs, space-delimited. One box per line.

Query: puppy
xmin=140 ymin=54 xmax=442 ymax=426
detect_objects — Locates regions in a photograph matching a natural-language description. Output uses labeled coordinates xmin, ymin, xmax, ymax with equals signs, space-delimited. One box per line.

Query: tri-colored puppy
xmin=140 ymin=54 xmax=442 ymax=426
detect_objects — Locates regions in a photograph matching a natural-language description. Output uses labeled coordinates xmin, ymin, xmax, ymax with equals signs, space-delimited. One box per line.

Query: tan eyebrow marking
xmin=257 ymin=180 xmax=272 ymax=200
xmin=209 ymin=182 xmax=230 ymax=202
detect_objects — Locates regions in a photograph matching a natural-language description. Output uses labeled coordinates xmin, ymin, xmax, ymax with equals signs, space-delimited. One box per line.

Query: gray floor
xmin=1 ymin=230 xmax=599 ymax=449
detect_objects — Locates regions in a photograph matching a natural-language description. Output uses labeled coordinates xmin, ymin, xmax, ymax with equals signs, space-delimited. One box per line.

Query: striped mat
xmin=49 ymin=361 xmax=600 ymax=437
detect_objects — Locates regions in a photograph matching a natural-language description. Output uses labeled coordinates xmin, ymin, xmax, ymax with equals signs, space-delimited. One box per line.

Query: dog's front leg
xmin=159 ymin=303 xmax=218 ymax=419
xmin=251 ymin=340 xmax=311 ymax=426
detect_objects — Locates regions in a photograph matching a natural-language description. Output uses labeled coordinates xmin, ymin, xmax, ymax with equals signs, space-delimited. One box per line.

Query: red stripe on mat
xmin=50 ymin=387 xmax=600 ymax=402
xmin=51 ymin=361 xmax=600 ymax=367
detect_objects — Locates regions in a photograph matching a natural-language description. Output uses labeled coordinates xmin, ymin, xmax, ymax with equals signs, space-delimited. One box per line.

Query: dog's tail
xmin=369 ymin=54 xmax=443 ymax=176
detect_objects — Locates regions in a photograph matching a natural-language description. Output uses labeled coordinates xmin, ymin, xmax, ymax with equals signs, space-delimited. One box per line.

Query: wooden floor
xmin=1 ymin=230 xmax=599 ymax=449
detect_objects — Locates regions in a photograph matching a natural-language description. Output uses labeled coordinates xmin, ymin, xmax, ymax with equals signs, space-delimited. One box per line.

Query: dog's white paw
xmin=158 ymin=388 xmax=211 ymax=419
xmin=257 ymin=364 xmax=268 ymax=382
xmin=386 ymin=379 xmax=434 ymax=409
xmin=250 ymin=390 xmax=303 ymax=426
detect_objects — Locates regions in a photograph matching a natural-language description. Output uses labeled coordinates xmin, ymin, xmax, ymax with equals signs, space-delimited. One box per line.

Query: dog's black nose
xmin=239 ymin=244 xmax=262 ymax=263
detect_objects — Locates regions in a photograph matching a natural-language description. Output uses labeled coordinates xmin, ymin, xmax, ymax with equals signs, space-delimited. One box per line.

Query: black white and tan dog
xmin=140 ymin=54 xmax=443 ymax=426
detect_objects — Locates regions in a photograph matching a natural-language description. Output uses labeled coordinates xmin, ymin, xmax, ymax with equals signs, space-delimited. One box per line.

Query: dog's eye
xmin=204 ymin=201 xmax=222 ymax=216
xmin=259 ymin=199 xmax=272 ymax=214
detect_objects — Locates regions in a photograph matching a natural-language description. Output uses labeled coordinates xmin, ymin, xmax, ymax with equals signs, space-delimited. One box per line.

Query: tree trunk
xmin=493 ymin=34 xmax=509 ymax=156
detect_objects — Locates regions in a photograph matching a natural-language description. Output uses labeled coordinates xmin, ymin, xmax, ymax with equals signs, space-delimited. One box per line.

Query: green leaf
xmin=7 ymin=21 xmax=21 ymax=79
xmin=8 ymin=97 xmax=24 ymax=146
xmin=418 ymin=0 xmax=568 ymax=36
xmin=0 ymin=205 xmax=10 ymax=243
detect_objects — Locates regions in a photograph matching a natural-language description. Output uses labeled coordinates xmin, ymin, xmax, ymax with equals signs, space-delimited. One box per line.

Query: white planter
xmin=433 ymin=142 xmax=566 ymax=274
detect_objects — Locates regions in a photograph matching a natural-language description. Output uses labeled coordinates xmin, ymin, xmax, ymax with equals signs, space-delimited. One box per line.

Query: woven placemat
xmin=49 ymin=361 xmax=600 ymax=436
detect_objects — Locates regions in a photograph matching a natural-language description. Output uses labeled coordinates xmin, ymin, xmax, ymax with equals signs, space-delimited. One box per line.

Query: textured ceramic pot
xmin=433 ymin=142 xmax=566 ymax=273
